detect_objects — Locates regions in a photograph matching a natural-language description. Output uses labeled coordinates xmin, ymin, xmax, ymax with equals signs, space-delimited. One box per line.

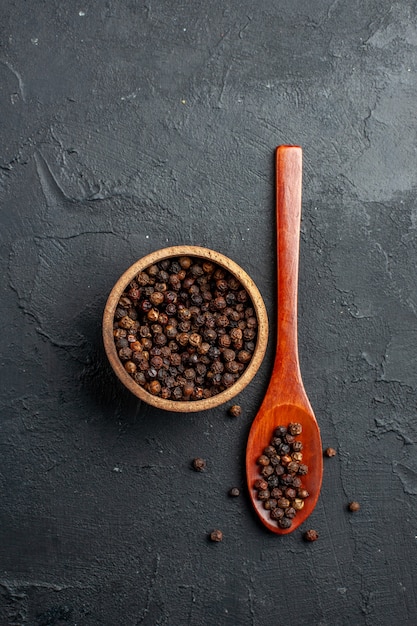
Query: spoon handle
xmin=275 ymin=146 xmax=303 ymax=386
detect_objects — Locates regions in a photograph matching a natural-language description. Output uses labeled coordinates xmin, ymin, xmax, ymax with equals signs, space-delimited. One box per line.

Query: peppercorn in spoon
xmin=246 ymin=146 xmax=323 ymax=534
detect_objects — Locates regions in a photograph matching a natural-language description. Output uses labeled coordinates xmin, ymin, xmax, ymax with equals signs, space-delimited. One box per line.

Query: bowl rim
xmin=102 ymin=245 xmax=269 ymax=412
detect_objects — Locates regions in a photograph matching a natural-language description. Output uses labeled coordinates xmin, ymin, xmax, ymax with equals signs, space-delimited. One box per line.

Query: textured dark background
xmin=1 ymin=1 xmax=417 ymax=625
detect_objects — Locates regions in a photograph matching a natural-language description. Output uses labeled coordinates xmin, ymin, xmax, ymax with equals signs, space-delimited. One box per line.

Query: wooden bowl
xmin=103 ymin=245 xmax=269 ymax=412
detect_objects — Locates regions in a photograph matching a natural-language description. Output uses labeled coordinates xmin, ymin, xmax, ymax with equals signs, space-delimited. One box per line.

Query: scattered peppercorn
xmin=228 ymin=404 xmax=242 ymax=418
xmin=192 ymin=457 xmax=206 ymax=472
xmin=229 ymin=487 xmax=240 ymax=497
xmin=348 ymin=501 xmax=360 ymax=512
xmin=324 ymin=447 xmax=337 ymax=457
xmin=113 ymin=256 xmax=259 ymax=401
xmin=304 ymin=529 xmax=319 ymax=542
xmin=209 ymin=529 xmax=223 ymax=542
xmin=253 ymin=422 xmax=308 ymax=530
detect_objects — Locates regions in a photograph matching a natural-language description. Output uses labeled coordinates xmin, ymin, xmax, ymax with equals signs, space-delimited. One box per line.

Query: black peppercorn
xmin=218 ymin=334 xmax=231 ymax=348
xmin=288 ymin=422 xmax=302 ymax=436
xmin=237 ymin=349 xmax=252 ymax=364
xmin=133 ymin=371 xmax=146 ymax=386
xmin=293 ymin=498 xmax=304 ymax=511
xmin=230 ymin=326 xmax=242 ymax=342
xmin=226 ymin=360 xmax=241 ymax=375
xmin=147 ymin=308 xmax=159 ymax=322
xmin=198 ymin=343 xmax=210 ymax=356
xmin=188 ymin=332 xmax=202 ymax=348
xmin=165 ymin=303 xmax=177 ymax=316
xmin=257 ymin=489 xmax=271 ymax=501
xmin=150 ymin=355 xmax=164 ymax=369
xmin=287 ymin=461 xmax=300 ymax=473
xmin=292 ymin=476 xmax=302 ymax=488
xmin=257 ymin=455 xmax=270 ymax=467
xmin=297 ymin=464 xmax=308 ymax=476
xmin=277 ymin=443 xmax=291 ymax=455
xmin=254 ymin=479 xmax=268 ymax=491
xmin=285 ymin=487 xmax=297 ymax=500
xmin=284 ymin=434 xmax=296 ymax=445
xmin=119 ymin=315 xmax=136 ymax=329
xmin=118 ymin=346 xmax=132 ymax=360
xmin=284 ymin=507 xmax=296 ymax=519
xmin=277 ymin=517 xmax=292 ymax=529
xmin=154 ymin=333 xmax=167 ymax=347
xmin=179 ymin=256 xmax=191 ymax=269
xmin=237 ymin=289 xmax=248 ymax=303
xmin=177 ymin=332 xmax=190 ymax=347
xmin=348 ymin=501 xmax=360 ymax=512
xmin=150 ymin=291 xmax=165 ymax=306
xmin=210 ymin=360 xmax=224 ymax=375
xmin=124 ymin=361 xmax=136 ymax=374
xmin=304 ymin=529 xmax=319 ymax=542
xmin=292 ymin=441 xmax=303 ymax=452
xmin=221 ymin=373 xmax=235 ymax=388
xmin=269 ymin=455 xmax=281 ymax=467
xmin=192 ymin=457 xmax=206 ymax=472
xmin=201 ymin=261 xmax=213 ymax=273
xmin=182 ymin=381 xmax=194 ymax=397
xmin=148 ymin=380 xmax=161 ymax=395
xmin=147 ymin=367 xmax=158 ymax=379
xmin=267 ymin=475 xmax=280 ymax=489
xmin=274 ymin=426 xmax=287 ymax=437
xmin=137 ymin=272 xmax=150 ymax=286
xmin=154 ymin=282 xmax=167 ymax=293
xmin=190 ymin=263 xmax=204 ymax=278
xmin=209 ymin=529 xmax=223 ymax=542
xmin=261 ymin=465 xmax=275 ymax=478
xmin=222 ymin=348 xmax=236 ymax=362
xmin=208 ymin=346 xmax=221 ymax=360
xmin=115 ymin=306 xmax=128 ymax=320
xmin=215 ymin=314 xmax=229 ymax=328
xmin=228 ymin=404 xmax=242 ymax=418
xmin=229 ymin=487 xmax=240 ymax=497
xmin=243 ymin=328 xmax=256 ymax=341
xmin=277 ymin=497 xmax=290 ymax=509
xmin=270 ymin=507 xmax=284 ymax=520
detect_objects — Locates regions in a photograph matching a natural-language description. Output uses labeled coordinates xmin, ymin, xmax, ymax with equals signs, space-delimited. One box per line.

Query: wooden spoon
xmin=246 ymin=145 xmax=323 ymax=534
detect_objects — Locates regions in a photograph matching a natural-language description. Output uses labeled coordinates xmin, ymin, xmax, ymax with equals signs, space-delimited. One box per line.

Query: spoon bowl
xmin=246 ymin=146 xmax=323 ymax=534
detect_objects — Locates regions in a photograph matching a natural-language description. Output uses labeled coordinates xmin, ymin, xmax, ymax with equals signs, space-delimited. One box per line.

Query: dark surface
xmin=1 ymin=2 xmax=417 ymax=625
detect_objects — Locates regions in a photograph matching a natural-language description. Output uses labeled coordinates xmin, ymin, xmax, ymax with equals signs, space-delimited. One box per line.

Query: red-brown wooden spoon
xmin=246 ymin=145 xmax=323 ymax=534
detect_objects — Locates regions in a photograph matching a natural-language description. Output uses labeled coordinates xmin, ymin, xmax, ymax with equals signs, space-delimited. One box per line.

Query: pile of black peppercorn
xmin=112 ymin=256 xmax=258 ymax=401
xmin=254 ymin=422 xmax=309 ymax=530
